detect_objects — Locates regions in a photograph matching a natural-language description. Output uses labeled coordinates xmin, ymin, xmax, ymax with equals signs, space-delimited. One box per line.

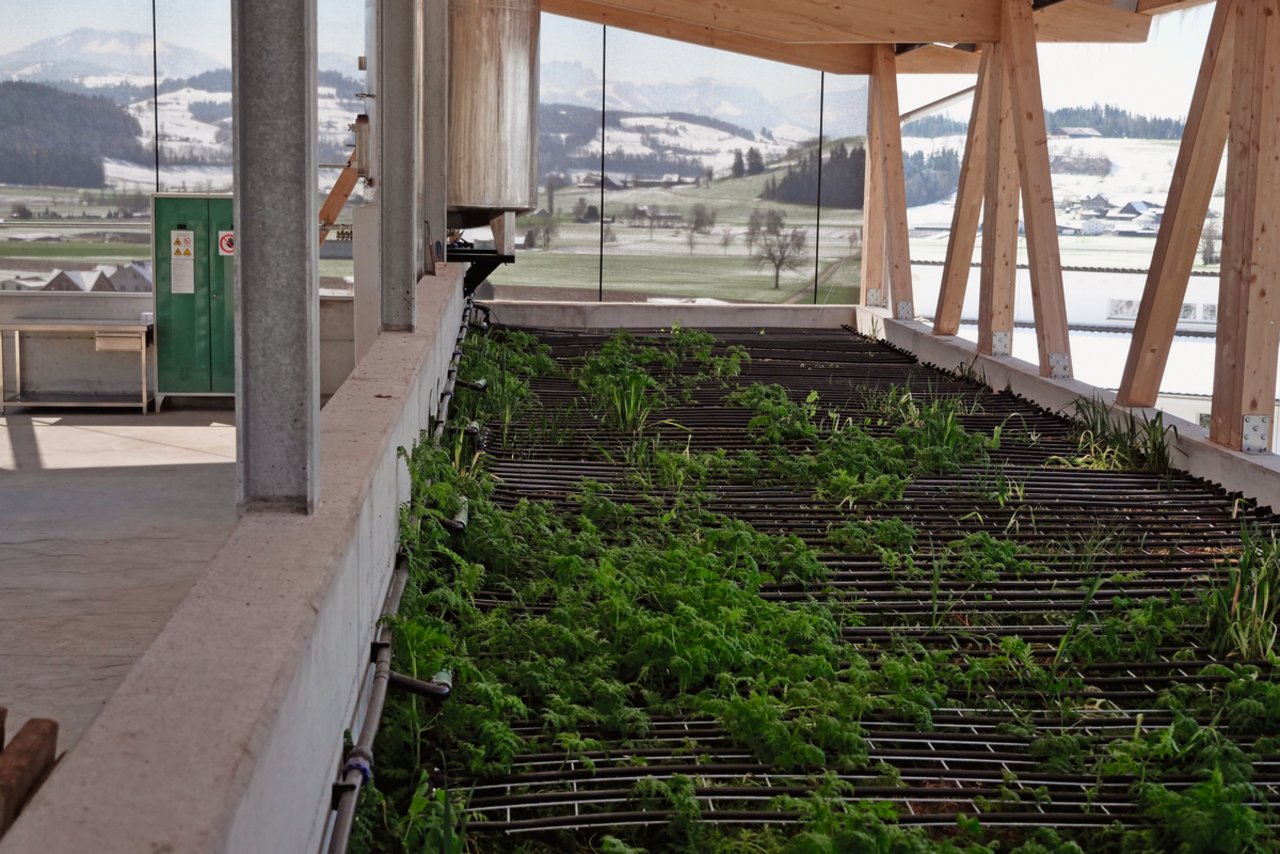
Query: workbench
xmin=0 ymin=318 xmax=154 ymax=415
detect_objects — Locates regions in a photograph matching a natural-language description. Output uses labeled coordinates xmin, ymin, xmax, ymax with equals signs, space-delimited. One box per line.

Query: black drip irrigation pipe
xmin=326 ymin=299 xmax=478 ymax=854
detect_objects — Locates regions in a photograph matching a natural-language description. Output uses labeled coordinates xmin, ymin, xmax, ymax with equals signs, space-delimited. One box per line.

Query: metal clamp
xmin=1243 ymin=415 xmax=1271 ymax=454
xmin=1048 ymin=352 xmax=1071 ymax=379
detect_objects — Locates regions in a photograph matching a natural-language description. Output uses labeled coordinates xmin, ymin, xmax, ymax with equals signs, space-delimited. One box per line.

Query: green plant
xmin=1053 ymin=397 xmax=1177 ymax=473
xmin=1207 ymin=525 xmax=1280 ymax=660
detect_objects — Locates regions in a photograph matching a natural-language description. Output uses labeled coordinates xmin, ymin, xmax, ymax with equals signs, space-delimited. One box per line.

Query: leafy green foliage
xmin=359 ymin=328 xmax=1280 ymax=854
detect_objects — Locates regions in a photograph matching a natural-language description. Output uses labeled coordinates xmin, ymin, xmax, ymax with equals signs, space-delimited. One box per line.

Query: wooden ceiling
xmin=541 ymin=0 xmax=1210 ymax=74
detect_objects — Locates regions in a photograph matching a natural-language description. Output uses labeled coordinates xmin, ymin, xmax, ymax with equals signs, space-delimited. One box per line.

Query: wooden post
xmin=1002 ymin=0 xmax=1072 ymax=378
xmin=934 ymin=49 xmax=991 ymax=336
xmin=978 ymin=41 xmax=1020 ymax=357
xmin=1210 ymin=0 xmax=1280 ymax=452
xmin=872 ymin=45 xmax=916 ymax=320
xmin=860 ymin=75 xmax=887 ymax=308
xmin=1118 ymin=0 xmax=1234 ymax=407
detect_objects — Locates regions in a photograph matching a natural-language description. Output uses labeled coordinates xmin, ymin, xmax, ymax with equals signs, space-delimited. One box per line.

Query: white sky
xmin=4 ymin=3 xmax=1213 ymax=119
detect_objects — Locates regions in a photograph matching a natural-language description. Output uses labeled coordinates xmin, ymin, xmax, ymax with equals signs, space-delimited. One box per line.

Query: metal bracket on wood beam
xmin=867 ymin=288 xmax=882 ymax=307
xmin=1243 ymin=415 xmax=1271 ymax=454
xmin=896 ymin=301 xmax=914 ymax=320
xmin=1048 ymin=352 xmax=1071 ymax=379
xmin=991 ymin=331 xmax=1011 ymax=356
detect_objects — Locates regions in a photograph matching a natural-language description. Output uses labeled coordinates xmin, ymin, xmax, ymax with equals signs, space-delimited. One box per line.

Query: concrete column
xmin=420 ymin=0 xmax=450 ymax=271
xmin=232 ymin=0 xmax=321 ymax=513
xmin=379 ymin=0 xmax=419 ymax=330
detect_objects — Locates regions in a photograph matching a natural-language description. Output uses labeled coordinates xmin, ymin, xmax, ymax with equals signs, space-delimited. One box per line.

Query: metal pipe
xmin=900 ymin=85 xmax=979 ymax=125
xmin=389 ymin=669 xmax=454 ymax=699
xmin=326 ymin=557 xmax=409 ymax=854
xmin=327 ymin=299 xmax=472 ymax=854
xmin=433 ymin=301 xmax=473 ymax=442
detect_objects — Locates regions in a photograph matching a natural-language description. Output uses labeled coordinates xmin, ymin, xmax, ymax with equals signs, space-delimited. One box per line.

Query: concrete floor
xmin=0 ymin=408 xmax=237 ymax=751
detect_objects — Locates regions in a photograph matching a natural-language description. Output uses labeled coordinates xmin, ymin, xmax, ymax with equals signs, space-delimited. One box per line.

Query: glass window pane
xmin=815 ymin=74 xmax=867 ymax=305
xmin=600 ymin=30 xmax=822 ymax=303
xmin=0 ymin=2 xmax=157 ymax=285
xmin=487 ymin=13 xmax=604 ymax=301
xmin=154 ymin=0 xmax=232 ymax=193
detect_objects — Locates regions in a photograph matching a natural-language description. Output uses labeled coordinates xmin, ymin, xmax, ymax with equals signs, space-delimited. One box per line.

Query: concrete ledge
xmin=1 ymin=272 xmax=465 ymax=853
xmin=485 ymin=300 xmax=857 ymax=330
xmin=856 ymin=307 xmax=1280 ymax=514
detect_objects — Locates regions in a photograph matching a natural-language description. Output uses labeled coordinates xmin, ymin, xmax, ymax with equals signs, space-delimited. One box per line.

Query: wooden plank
xmin=550 ymin=0 xmax=1003 ymax=45
xmin=897 ymin=45 xmax=983 ymax=75
xmin=543 ymin=0 xmax=870 ymax=73
xmin=1034 ymin=0 xmax=1151 ymax=43
xmin=1118 ymin=0 xmax=1234 ymax=407
xmin=873 ymin=45 xmax=916 ymax=320
xmin=1002 ymin=0 xmax=1072 ymax=378
xmin=319 ymin=145 xmax=360 ymax=247
xmin=547 ymin=0 xmax=1162 ymax=47
xmin=935 ymin=49 xmax=991 ymax=336
xmin=860 ymin=75 xmax=887 ymax=308
xmin=1136 ymin=0 xmax=1215 ymax=15
xmin=0 ymin=719 xmax=57 ymax=835
xmin=978 ymin=41 xmax=1021 ymax=356
xmin=1211 ymin=0 xmax=1280 ymax=451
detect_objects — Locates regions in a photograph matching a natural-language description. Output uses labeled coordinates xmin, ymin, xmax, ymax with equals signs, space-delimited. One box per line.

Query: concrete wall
xmin=485 ymin=300 xmax=857 ymax=330
xmin=855 ymin=307 xmax=1280 ymax=514
xmin=1 ymin=271 xmax=465 ymax=853
xmin=0 ymin=292 xmax=357 ymax=400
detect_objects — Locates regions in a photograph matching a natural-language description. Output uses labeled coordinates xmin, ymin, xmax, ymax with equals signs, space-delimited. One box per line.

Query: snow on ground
xmin=104 ymin=159 xmax=352 ymax=194
xmin=578 ymin=116 xmax=794 ymax=174
xmin=129 ymin=88 xmax=229 ymax=147
xmin=902 ymin=135 xmax=1225 ymax=251
xmin=80 ymin=73 xmax=155 ymax=88
xmin=125 ymin=85 xmax=358 ymax=162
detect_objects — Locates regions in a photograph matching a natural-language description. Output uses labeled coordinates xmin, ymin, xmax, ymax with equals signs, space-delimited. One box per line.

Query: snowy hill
xmin=540 ymin=61 xmax=867 ymax=147
xmin=0 ymin=29 xmax=221 ymax=84
xmin=901 ymin=135 xmax=1217 ymax=225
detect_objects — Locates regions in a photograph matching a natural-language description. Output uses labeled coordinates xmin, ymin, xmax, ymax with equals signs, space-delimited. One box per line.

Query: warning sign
xmin=218 ymin=231 xmax=235 ymax=256
xmin=170 ymin=229 xmax=195 ymax=294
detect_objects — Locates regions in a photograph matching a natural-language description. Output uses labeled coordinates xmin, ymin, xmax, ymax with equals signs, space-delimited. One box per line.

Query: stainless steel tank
xmin=448 ymin=0 xmax=540 ymax=226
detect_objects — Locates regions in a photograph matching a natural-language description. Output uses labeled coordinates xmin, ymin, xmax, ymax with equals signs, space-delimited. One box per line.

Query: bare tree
xmin=685 ymin=227 xmax=698 ymax=255
xmin=752 ymin=210 xmax=808 ymax=289
xmin=719 ymin=227 xmax=736 ymax=256
xmin=1201 ymin=220 xmax=1220 ymax=266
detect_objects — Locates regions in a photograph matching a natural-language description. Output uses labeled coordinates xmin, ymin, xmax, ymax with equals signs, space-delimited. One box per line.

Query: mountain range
xmin=0 ymin=28 xmax=870 ymax=190
xmin=0 ymin=29 xmax=222 ymax=84
xmin=541 ymin=61 xmax=867 ymax=145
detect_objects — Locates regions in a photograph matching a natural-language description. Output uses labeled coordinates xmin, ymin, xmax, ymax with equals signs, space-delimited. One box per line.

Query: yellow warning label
xmin=182 ymin=248 xmax=191 ymax=256
xmin=174 ymin=238 xmax=181 ymax=246
xmin=173 ymin=247 xmax=182 ymax=256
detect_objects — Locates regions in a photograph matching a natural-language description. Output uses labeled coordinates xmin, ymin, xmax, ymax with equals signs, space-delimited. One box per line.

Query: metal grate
xmin=438 ymin=327 xmax=1275 ymax=840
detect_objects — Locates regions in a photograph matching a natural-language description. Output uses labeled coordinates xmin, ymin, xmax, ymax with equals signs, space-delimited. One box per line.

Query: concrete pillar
xmin=420 ymin=0 xmax=449 ymax=271
xmin=379 ymin=0 xmax=419 ymax=330
xmin=232 ymin=0 xmax=321 ymax=513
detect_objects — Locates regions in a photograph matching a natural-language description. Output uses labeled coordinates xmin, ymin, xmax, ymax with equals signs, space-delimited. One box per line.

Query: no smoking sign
xmin=218 ymin=231 xmax=236 ymax=256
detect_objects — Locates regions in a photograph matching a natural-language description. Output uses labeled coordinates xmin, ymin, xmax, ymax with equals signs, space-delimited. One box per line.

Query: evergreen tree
xmin=732 ymin=149 xmax=746 ymax=179
xmin=746 ymin=147 xmax=766 ymax=175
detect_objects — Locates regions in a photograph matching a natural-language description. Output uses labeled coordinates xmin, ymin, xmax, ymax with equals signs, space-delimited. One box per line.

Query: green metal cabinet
xmin=153 ymin=194 xmax=235 ymax=400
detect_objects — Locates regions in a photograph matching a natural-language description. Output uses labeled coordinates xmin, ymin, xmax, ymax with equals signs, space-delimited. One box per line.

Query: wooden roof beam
xmin=547 ymin=0 xmax=1151 ymax=51
xmin=543 ymin=0 xmax=871 ymax=73
xmin=551 ymin=0 xmax=1001 ymax=45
